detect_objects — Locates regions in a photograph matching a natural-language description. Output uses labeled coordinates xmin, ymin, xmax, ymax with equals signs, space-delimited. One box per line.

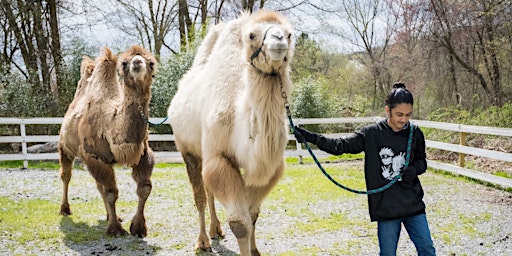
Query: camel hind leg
xmin=130 ymin=148 xmax=154 ymax=238
xmin=207 ymin=190 xmax=225 ymax=239
xmin=183 ymin=152 xmax=216 ymax=251
xmin=59 ymin=149 xmax=74 ymax=215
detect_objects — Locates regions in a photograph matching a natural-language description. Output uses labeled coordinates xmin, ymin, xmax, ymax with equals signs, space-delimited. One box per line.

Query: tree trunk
xmin=32 ymin=1 xmax=52 ymax=97
xmin=178 ymin=0 xmax=192 ymax=52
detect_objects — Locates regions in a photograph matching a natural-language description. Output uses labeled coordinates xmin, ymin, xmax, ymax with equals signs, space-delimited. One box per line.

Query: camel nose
xmin=272 ymin=34 xmax=284 ymax=41
xmin=133 ymin=57 xmax=143 ymax=66
xmin=130 ymin=55 xmax=147 ymax=76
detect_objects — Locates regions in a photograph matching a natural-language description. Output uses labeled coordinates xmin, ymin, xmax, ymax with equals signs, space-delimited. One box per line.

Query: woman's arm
xmin=293 ymin=126 xmax=365 ymax=155
xmin=411 ymin=128 xmax=427 ymax=176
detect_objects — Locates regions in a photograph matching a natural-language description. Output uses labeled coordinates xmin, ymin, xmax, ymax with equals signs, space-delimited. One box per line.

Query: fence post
xmin=20 ymin=123 xmax=28 ymax=169
xmin=459 ymin=131 xmax=466 ymax=167
xmin=296 ymin=139 xmax=303 ymax=164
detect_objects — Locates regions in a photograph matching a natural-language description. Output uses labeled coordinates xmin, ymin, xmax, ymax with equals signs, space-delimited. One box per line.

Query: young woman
xmin=294 ymin=82 xmax=436 ymax=256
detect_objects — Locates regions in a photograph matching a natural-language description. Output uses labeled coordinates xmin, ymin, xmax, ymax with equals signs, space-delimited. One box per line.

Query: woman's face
xmin=385 ymin=103 xmax=413 ymax=132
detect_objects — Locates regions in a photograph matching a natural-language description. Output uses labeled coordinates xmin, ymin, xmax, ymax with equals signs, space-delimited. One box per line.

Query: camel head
xmin=242 ymin=10 xmax=295 ymax=76
xmin=118 ymin=45 xmax=158 ymax=92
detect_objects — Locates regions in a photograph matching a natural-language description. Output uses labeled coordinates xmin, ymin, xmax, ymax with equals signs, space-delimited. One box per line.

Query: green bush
xmin=428 ymin=103 xmax=512 ymax=128
xmin=149 ymin=50 xmax=196 ymax=135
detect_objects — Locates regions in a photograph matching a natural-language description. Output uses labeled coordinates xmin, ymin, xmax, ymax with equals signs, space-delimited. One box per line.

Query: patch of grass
xmin=0 ymin=193 xmax=143 ymax=250
xmin=275 ymin=246 xmax=323 ymax=256
xmin=430 ymin=168 xmax=512 ymax=192
xmin=0 ymin=160 xmax=25 ymax=168
xmin=0 ymin=197 xmax=63 ymax=246
xmin=0 ymin=160 xmax=84 ymax=170
xmin=172 ymin=240 xmax=188 ymax=250
xmin=495 ymin=171 xmax=512 ymax=179
xmin=272 ymin=163 xmax=363 ymax=203
xmin=294 ymin=212 xmax=348 ymax=233
xmin=154 ymin=162 xmax=185 ymax=169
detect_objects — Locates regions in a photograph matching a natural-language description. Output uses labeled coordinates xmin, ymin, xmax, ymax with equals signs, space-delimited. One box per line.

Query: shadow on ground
xmin=59 ymin=216 xmax=161 ymax=255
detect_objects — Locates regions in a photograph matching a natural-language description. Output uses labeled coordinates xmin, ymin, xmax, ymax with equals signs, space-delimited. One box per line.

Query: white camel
xmin=167 ymin=10 xmax=295 ymax=256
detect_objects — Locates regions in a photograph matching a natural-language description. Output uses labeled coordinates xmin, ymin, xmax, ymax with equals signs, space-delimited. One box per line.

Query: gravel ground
xmin=0 ymin=162 xmax=511 ymax=256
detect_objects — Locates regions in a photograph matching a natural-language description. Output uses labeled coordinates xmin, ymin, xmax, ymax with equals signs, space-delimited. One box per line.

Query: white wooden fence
xmin=1 ymin=117 xmax=511 ymax=189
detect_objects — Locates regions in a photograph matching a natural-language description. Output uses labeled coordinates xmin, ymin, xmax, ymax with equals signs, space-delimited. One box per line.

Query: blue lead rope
xmin=287 ymin=108 xmax=414 ymax=195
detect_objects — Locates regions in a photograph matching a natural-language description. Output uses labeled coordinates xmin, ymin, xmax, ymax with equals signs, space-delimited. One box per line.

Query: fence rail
xmin=1 ymin=117 xmax=511 ymax=189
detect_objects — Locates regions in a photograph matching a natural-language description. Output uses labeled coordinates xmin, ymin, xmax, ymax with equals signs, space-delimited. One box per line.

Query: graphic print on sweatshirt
xmin=379 ymin=147 xmax=405 ymax=180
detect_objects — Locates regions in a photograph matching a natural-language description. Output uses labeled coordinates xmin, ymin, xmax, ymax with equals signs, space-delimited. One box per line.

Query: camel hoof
xmin=209 ymin=224 xmax=225 ymax=239
xmin=59 ymin=205 xmax=72 ymax=216
xmin=106 ymin=224 xmax=128 ymax=237
xmin=194 ymin=233 xmax=212 ymax=252
xmin=129 ymin=221 xmax=147 ymax=238
xmin=194 ymin=242 xmax=212 ymax=252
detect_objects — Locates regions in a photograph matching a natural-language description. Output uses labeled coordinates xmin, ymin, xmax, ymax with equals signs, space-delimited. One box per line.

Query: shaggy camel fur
xmin=168 ymin=10 xmax=294 ymax=255
xmin=58 ymin=45 xmax=157 ymax=237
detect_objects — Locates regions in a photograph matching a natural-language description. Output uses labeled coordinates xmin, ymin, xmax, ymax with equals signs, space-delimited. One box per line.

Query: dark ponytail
xmin=385 ymin=82 xmax=414 ymax=110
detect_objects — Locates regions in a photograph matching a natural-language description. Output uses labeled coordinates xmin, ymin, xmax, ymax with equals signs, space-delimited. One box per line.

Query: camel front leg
xmin=95 ymin=181 xmax=124 ymax=223
xmin=250 ymin=212 xmax=260 ymax=256
xmin=247 ymin=162 xmax=285 ymax=256
xmin=202 ymin=155 xmax=252 ymax=256
xmin=130 ymin=148 xmax=154 ymax=238
xmin=85 ymin=155 xmax=127 ymax=236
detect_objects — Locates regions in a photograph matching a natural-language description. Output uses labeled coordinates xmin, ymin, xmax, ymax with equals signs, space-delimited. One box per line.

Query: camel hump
xmin=92 ymin=47 xmax=118 ymax=76
xmin=73 ymin=56 xmax=96 ymax=98
xmin=80 ymin=56 xmax=95 ymax=78
xmin=92 ymin=47 xmax=117 ymax=79
xmin=192 ymin=22 xmax=227 ymax=67
xmin=100 ymin=47 xmax=116 ymax=62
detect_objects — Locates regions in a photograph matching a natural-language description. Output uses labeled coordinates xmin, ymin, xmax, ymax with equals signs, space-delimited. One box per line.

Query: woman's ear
xmin=385 ymin=106 xmax=390 ymax=117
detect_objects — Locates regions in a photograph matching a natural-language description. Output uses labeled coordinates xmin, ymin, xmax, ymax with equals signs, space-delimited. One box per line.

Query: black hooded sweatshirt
xmin=313 ymin=119 xmax=427 ymax=221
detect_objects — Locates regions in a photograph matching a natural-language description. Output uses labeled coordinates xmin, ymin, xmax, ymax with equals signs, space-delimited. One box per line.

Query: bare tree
xmin=0 ymin=0 xmax=64 ymax=113
xmin=87 ymin=0 xmax=179 ymax=57
xmin=427 ymin=0 xmax=505 ymax=106
xmin=339 ymin=0 xmax=397 ymax=110
xmin=385 ymin=0 xmax=431 ymax=110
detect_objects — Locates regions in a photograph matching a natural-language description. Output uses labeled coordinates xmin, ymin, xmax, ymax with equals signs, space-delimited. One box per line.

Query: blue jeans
xmin=377 ymin=214 xmax=436 ymax=256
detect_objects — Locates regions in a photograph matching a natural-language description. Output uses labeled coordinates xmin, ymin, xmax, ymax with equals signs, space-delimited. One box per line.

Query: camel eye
xmin=287 ymin=33 xmax=292 ymax=39
xmin=249 ymin=33 xmax=255 ymax=40
xmin=122 ymin=61 xmax=128 ymax=68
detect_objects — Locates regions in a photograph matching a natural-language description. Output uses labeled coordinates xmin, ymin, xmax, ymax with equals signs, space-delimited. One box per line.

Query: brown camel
xmin=58 ymin=45 xmax=158 ymax=238
xmin=168 ymin=10 xmax=295 ymax=255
